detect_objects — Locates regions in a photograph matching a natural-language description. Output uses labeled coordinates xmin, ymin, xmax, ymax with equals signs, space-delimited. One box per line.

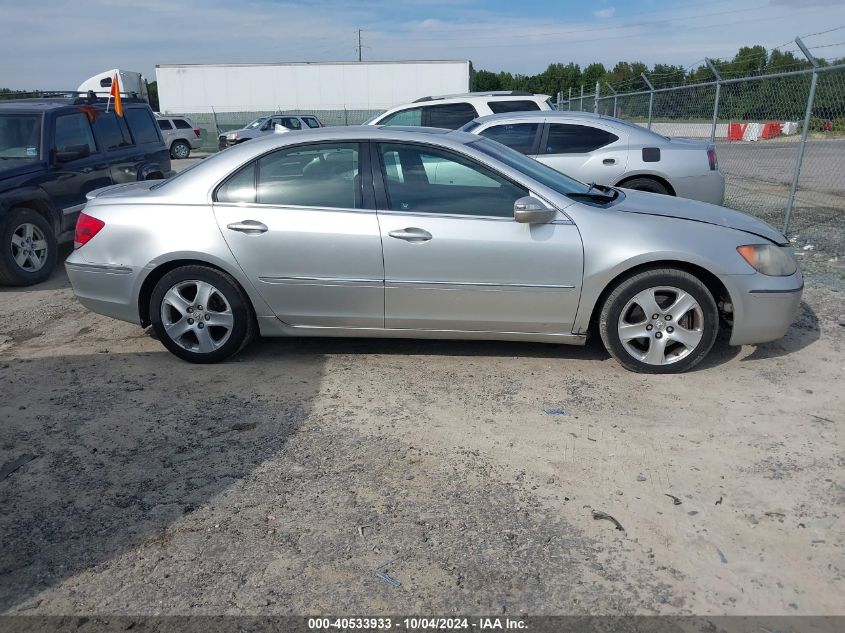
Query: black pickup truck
xmin=0 ymin=94 xmax=172 ymax=285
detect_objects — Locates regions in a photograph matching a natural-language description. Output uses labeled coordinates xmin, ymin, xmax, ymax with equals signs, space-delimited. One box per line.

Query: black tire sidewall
xmin=0 ymin=208 xmax=58 ymax=286
xmin=600 ymin=270 xmax=718 ymax=374
xmin=150 ymin=265 xmax=252 ymax=363
xmin=624 ymin=178 xmax=670 ymax=195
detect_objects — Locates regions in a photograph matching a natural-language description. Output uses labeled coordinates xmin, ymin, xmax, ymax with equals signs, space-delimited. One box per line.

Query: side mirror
xmin=514 ymin=196 xmax=555 ymax=224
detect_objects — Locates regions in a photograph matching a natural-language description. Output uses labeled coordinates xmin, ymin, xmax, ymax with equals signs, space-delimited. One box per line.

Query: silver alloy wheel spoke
xmin=631 ymin=288 xmax=662 ymax=319
xmin=618 ymin=322 xmax=650 ymax=341
xmin=205 ymin=311 xmax=234 ymax=329
xmin=14 ymin=249 xmax=28 ymax=267
xmin=667 ymin=292 xmax=698 ymax=321
xmin=645 ymin=334 xmax=669 ymax=365
xmin=10 ymin=234 xmax=24 ymax=248
xmin=668 ymin=325 xmax=703 ymax=349
xmin=162 ymin=287 xmax=192 ymax=316
xmin=194 ymin=281 xmax=214 ymax=310
xmin=165 ymin=318 xmax=193 ymax=339
xmin=195 ymin=326 xmax=216 ymax=353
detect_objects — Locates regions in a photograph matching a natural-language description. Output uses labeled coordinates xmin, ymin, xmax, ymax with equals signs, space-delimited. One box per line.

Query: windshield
xmin=0 ymin=113 xmax=41 ymax=160
xmin=469 ymin=137 xmax=591 ymax=195
xmin=245 ymin=118 xmax=268 ymax=130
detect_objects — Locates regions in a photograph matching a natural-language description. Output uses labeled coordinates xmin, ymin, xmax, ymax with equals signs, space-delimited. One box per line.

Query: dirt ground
xmin=1 ymin=238 xmax=843 ymax=616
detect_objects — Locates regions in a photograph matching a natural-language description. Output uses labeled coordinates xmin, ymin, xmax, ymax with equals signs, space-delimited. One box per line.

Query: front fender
xmin=0 ymin=186 xmax=61 ymax=233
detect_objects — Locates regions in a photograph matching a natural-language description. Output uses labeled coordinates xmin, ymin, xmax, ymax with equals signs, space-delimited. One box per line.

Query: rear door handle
xmin=388 ymin=227 xmax=432 ymax=243
xmin=603 ymin=158 xmax=616 ymax=165
xmin=227 ymin=220 xmax=268 ymax=235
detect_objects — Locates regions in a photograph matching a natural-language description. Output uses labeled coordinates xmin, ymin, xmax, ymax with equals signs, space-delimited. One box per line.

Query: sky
xmin=1 ymin=0 xmax=845 ymax=90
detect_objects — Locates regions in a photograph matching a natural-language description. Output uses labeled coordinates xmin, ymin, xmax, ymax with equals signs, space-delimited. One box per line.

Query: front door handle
xmin=227 ymin=220 xmax=268 ymax=235
xmin=603 ymin=158 xmax=616 ymax=165
xmin=388 ymin=227 xmax=432 ymax=243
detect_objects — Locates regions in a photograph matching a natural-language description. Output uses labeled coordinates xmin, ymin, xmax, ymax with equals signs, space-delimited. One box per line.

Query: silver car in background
xmin=219 ymin=114 xmax=323 ymax=148
xmin=65 ymin=127 xmax=801 ymax=373
xmin=461 ymin=111 xmax=725 ymax=205
xmin=156 ymin=115 xmax=202 ymax=159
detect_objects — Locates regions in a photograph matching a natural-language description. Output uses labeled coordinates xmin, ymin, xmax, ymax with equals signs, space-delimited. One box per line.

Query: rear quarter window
xmin=487 ymin=100 xmax=542 ymax=114
xmin=544 ymin=124 xmax=619 ymax=154
xmin=93 ymin=112 xmax=134 ymax=150
xmin=424 ymin=103 xmax=479 ymax=130
xmin=124 ymin=108 xmax=161 ymax=144
xmin=173 ymin=119 xmax=192 ymax=129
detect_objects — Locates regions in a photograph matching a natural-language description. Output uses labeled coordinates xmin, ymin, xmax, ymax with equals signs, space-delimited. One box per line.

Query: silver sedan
xmin=65 ymin=127 xmax=802 ymax=373
xmin=461 ymin=111 xmax=726 ymax=205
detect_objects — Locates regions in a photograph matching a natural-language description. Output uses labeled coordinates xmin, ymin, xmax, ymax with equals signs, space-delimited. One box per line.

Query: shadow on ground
xmin=0 ymin=350 xmax=326 ymax=612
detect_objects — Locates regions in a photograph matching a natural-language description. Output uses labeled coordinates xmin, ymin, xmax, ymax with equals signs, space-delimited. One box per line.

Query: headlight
xmin=737 ymin=244 xmax=797 ymax=276
xmin=227 ymin=132 xmax=237 ymax=140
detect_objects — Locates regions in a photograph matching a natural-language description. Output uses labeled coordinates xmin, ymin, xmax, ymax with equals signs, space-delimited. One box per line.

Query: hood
xmin=0 ymin=159 xmax=45 ymax=181
xmin=615 ymin=188 xmax=786 ymax=244
xmin=87 ymin=181 xmax=158 ymax=201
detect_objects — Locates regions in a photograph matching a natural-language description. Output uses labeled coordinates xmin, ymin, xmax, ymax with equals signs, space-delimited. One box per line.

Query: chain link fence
xmin=560 ymin=63 xmax=845 ymax=254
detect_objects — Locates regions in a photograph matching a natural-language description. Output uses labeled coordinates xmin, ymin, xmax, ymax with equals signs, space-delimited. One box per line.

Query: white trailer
xmin=155 ymin=60 xmax=472 ymax=114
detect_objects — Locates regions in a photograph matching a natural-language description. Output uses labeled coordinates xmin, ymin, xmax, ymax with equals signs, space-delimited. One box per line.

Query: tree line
xmin=472 ymin=46 xmax=845 ymax=121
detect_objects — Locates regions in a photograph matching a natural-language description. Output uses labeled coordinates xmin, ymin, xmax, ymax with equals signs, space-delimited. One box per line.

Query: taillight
xmin=707 ymin=148 xmax=718 ymax=171
xmin=194 ymin=128 xmax=201 ymax=137
xmin=74 ymin=212 xmax=105 ymax=249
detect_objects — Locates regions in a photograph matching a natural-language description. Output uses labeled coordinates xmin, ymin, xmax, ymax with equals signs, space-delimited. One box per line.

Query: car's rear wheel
xmin=170 ymin=140 xmax=191 ymax=160
xmin=150 ymin=265 xmax=255 ymax=363
xmin=0 ymin=207 xmax=57 ymax=286
xmin=599 ymin=269 xmax=718 ymax=373
xmin=621 ymin=177 xmax=671 ymax=195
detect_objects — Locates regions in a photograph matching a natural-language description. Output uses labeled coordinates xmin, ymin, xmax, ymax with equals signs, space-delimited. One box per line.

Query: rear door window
xmin=543 ymin=124 xmax=619 ymax=154
xmin=93 ymin=112 xmax=134 ymax=150
xmin=157 ymin=119 xmax=173 ymax=130
xmin=478 ymin=123 xmax=540 ymax=154
xmin=124 ymin=108 xmax=160 ymax=144
xmin=487 ymin=100 xmax=541 ymax=114
xmin=302 ymin=117 xmax=321 ymax=128
xmin=424 ymin=103 xmax=479 ymax=130
xmin=54 ymin=112 xmax=97 ymax=156
xmin=280 ymin=117 xmax=303 ymax=130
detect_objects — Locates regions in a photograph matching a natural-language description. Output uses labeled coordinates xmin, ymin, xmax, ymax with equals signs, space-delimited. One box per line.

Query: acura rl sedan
xmin=65 ymin=127 xmax=802 ymax=373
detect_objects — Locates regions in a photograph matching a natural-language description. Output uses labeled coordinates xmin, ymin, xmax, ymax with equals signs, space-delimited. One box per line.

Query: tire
xmin=598 ymin=268 xmax=718 ymax=374
xmin=170 ymin=140 xmax=191 ymax=160
xmin=620 ymin=177 xmax=671 ymax=196
xmin=0 ymin=207 xmax=57 ymax=286
xmin=149 ymin=265 xmax=255 ymax=363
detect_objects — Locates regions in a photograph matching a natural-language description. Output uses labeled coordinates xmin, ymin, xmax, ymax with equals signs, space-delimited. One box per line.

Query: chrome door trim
xmin=385 ymin=279 xmax=575 ymax=290
xmin=375 ymin=209 xmax=574 ymax=225
xmin=257 ymin=275 xmax=383 ymax=287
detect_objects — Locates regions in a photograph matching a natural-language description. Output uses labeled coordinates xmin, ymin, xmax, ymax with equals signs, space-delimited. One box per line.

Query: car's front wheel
xmin=599 ymin=268 xmax=718 ymax=373
xmin=0 ymin=207 xmax=57 ymax=286
xmin=149 ymin=265 xmax=255 ymax=363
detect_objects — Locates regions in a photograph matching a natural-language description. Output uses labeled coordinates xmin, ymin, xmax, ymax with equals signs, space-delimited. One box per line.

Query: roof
xmin=470 ymin=111 xmax=608 ymax=125
xmin=0 ymin=93 xmax=149 ymax=112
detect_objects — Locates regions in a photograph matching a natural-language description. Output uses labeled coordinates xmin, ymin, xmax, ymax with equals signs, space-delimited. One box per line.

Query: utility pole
xmin=357 ymin=29 xmax=363 ymax=62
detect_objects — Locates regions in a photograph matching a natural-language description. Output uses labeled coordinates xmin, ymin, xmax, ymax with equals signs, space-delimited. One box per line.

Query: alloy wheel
xmin=11 ymin=222 xmax=49 ymax=273
xmin=160 ymin=280 xmax=234 ymax=353
xmin=617 ymin=286 xmax=704 ymax=366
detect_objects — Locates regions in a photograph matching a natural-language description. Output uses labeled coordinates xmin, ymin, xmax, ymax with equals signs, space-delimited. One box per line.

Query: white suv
xmin=366 ymin=91 xmax=555 ymax=130
xmin=156 ymin=115 xmax=202 ymax=159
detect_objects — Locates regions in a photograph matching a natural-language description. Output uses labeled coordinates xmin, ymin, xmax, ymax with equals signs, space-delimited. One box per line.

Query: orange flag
xmin=109 ymin=73 xmax=123 ymax=117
